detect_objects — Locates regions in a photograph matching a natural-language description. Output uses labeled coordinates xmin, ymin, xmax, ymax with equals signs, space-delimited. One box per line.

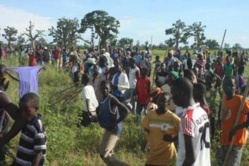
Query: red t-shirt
xmin=53 ymin=49 xmax=60 ymax=60
xmin=28 ymin=53 xmax=36 ymax=66
xmin=137 ymin=77 xmax=150 ymax=105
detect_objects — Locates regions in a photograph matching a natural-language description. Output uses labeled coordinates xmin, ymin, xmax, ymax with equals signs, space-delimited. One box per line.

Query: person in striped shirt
xmin=13 ymin=92 xmax=46 ymax=166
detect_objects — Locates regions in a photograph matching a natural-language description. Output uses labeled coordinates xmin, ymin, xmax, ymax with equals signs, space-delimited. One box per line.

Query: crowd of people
xmin=0 ymin=43 xmax=249 ymax=166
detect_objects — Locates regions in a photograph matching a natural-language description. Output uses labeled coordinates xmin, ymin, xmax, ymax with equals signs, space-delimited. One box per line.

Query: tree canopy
xmin=188 ymin=22 xmax=206 ymax=48
xmin=23 ymin=21 xmax=45 ymax=49
xmin=165 ymin=20 xmax=189 ymax=49
xmin=48 ymin=18 xmax=82 ymax=49
xmin=205 ymin=39 xmax=219 ymax=49
xmin=80 ymin=10 xmax=120 ymax=49
xmin=2 ymin=26 xmax=18 ymax=49
xmin=118 ymin=38 xmax=133 ymax=48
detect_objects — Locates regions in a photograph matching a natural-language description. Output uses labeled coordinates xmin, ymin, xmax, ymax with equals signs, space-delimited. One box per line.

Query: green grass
xmin=2 ymin=51 xmax=249 ymax=166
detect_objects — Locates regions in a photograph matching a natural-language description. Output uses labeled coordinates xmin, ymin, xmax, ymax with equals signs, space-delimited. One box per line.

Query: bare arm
xmin=135 ymin=70 xmax=140 ymax=80
xmin=5 ymin=71 xmax=19 ymax=82
xmin=1 ymin=111 xmax=11 ymax=134
xmin=32 ymin=151 xmax=43 ymax=166
xmin=85 ymin=99 xmax=92 ymax=116
xmin=182 ymin=134 xmax=196 ymax=166
xmin=0 ymin=93 xmax=26 ymax=146
xmin=111 ymin=96 xmax=128 ymax=124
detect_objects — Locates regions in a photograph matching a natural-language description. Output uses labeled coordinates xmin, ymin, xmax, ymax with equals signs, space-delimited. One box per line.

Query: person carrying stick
xmin=217 ymin=76 xmax=249 ymax=166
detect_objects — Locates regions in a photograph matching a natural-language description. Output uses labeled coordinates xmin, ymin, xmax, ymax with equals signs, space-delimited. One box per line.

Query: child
xmin=224 ymin=55 xmax=235 ymax=77
xmin=152 ymin=55 xmax=161 ymax=80
xmin=0 ymin=85 xmax=10 ymax=165
xmin=81 ymin=74 xmax=99 ymax=127
xmin=217 ymin=76 xmax=249 ymax=165
xmin=142 ymin=92 xmax=180 ymax=166
xmin=97 ymin=80 xmax=129 ymax=166
xmin=12 ymin=92 xmax=46 ymax=165
xmin=135 ymin=68 xmax=150 ymax=122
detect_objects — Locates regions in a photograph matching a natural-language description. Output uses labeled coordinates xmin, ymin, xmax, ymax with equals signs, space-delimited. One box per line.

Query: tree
xmin=205 ymin=39 xmax=219 ymax=49
xmin=80 ymin=10 xmax=120 ymax=49
xmin=188 ymin=22 xmax=206 ymax=48
xmin=23 ymin=21 xmax=45 ymax=49
xmin=232 ymin=43 xmax=242 ymax=50
xmin=118 ymin=38 xmax=133 ymax=48
xmin=165 ymin=20 xmax=189 ymax=49
xmin=16 ymin=34 xmax=26 ymax=46
xmin=35 ymin=37 xmax=47 ymax=47
xmin=164 ymin=38 xmax=175 ymax=48
xmin=2 ymin=26 xmax=18 ymax=49
xmin=224 ymin=43 xmax=230 ymax=49
xmin=48 ymin=18 xmax=82 ymax=49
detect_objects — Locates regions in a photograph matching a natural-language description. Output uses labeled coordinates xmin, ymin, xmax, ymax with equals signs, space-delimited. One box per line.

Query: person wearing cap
xmin=161 ymin=71 xmax=179 ymax=112
xmin=84 ymin=58 xmax=97 ymax=75
xmin=43 ymin=47 xmax=51 ymax=64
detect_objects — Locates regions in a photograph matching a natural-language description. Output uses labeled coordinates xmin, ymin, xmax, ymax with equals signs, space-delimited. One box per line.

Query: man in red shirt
xmin=53 ymin=46 xmax=61 ymax=68
xmin=135 ymin=67 xmax=150 ymax=122
xmin=28 ymin=50 xmax=36 ymax=66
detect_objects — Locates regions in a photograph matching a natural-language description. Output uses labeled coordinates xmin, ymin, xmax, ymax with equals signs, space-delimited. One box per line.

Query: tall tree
xmin=23 ymin=21 xmax=45 ymax=49
xmin=16 ymin=34 xmax=26 ymax=46
xmin=224 ymin=43 xmax=230 ymax=49
xmin=205 ymin=39 xmax=219 ymax=49
xmin=188 ymin=22 xmax=206 ymax=48
xmin=164 ymin=38 xmax=175 ymax=48
xmin=232 ymin=43 xmax=242 ymax=50
xmin=36 ymin=37 xmax=47 ymax=47
xmin=165 ymin=20 xmax=189 ymax=49
xmin=2 ymin=26 xmax=18 ymax=49
xmin=80 ymin=10 xmax=120 ymax=49
xmin=118 ymin=38 xmax=133 ymax=48
xmin=48 ymin=18 xmax=82 ymax=49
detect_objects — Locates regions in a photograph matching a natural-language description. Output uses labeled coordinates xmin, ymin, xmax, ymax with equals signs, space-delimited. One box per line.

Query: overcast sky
xmin=0 ymin=0 xmax=248 ymax=47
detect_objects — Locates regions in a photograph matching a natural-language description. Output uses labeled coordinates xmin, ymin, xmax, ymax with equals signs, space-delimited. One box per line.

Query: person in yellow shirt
xmin=142 ymin=92 xmax=180 ymax=166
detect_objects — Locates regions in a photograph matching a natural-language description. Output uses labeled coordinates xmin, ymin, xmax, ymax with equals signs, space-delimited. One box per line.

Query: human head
xmin=140 ymin=68 xmax=148 ymax=78
xmin=226 ymin=55 xmax=232 ymax=64
xmin=175 ymin=49 xmax=180 ymax=56
xmin=155 ymin=55 xmax=160 ymax=60
xmin=171 ymin=77 xmax=194 ymax=108
xmin=223 ymin=77 xmax=236 ymax=98
xmin=157 ymin=92 xmax=171 ymax=111
xmin=129 ymin=58 xmax=136 ymax=68
xmin=197 ymin=53 xmax=203 ymax=60
xmin=168 ymin=71 xmax=179 ymax=85
xmin=168 ymin=49 xmax=174 ymax=58
xmin=81 ymin=74 xmax=90 ymax=85
xmin=238 ymin=67 xmax=244 ymax=75
xmin=193 ymin=83 xmax=206 ymax=102
xmin=98 ymin=56 xmax=107 ymax=67
xmin=183 ymin=69 xmax=197 ymax=84
xmin=100 ymin=80 xmax=111 ymax=98
xmin=19 ymin=92 xmax=39 ymax=122
xmin=114 ymin=59 xmax=120 ymax=70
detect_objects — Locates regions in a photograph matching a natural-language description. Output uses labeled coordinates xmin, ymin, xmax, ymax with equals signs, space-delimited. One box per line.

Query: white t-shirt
xmin=177 ymin=103 xmax=211 ymax=166
xmin=82 ymin=85 xmax=99 ymax=115
xmin=129 ymin=66 xmax=140 ymax=89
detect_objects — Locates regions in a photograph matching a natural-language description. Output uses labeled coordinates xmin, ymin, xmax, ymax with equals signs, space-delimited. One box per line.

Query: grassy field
xmin=2 ymin=50 xmax=249 ymax=166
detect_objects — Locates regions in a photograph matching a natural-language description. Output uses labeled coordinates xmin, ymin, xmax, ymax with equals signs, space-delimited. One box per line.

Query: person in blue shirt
xmin=97 ymin=80 xmax=129 ymax=166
